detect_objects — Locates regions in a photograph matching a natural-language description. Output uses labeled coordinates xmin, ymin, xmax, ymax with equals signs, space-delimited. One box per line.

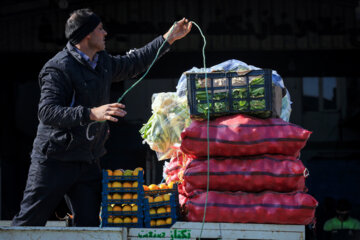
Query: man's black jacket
xmin=31 ymin=36 xmax=170 ymax=163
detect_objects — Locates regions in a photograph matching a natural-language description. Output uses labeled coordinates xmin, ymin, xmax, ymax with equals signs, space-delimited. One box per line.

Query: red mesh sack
xmin=180 ymin=114 xmax=311 ymax=157
xmin=183 ymin=154 xmax=307 ymax=193
xmin=177 ymin=181 xmax=186 ymax=196
xmin=179 ymin=193 xmax=188 ymax=207
xmin=164 ymin=157 xmax=182 ymax=184
xmin=185 ymin=190 xmax=317 ymax=225
xmin=165 ymin=170 xmax=181 ymax=184
xmin=164 ymin=150 xmax=190 ymax=184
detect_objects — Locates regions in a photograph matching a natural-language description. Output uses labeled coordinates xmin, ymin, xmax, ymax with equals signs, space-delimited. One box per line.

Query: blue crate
xmin=102 ymin=195 xmax=143 ymax=205
xmin=145 ymin=201 xmax=173 ymax=208
xmin=102 ymin=187 xmax=144 ymax=199
xmin=143 ymin=195 xmax=178 ymax=228
xmin=102 ymin=210 xmax=143 ymax=219
xmin=146 ymin=212 xmax=172 ymax=219
xmin=143 ymin=183 xmax=178 ymax=196
xmin=102 ymin=222 xmax=143 ymax=228
xmin=148 ymin=224 xmax=173 ymax=228
xmin=101 ymin=215 xmax=144 ymax=228
xmin=144 ymin=197 xmax=178 ymax=208
xmin=186 ymin=69 xmax=273 ymax=119
xmin=143 ymin=194 xmax=178 ymax=214
xmin=102 ymin=169 xmax=145 ymax=205
xmin=101 ymin=169 xmax=146 ymax=228
xmin=102 ymin=170 xmax=145 ymax=186
xmin=107 ymin=210 xmax=142 ymax=217
xmin=101 ymin=204 xmax=144 ymax=228
xmin=144 ymin=216 xmax=176 ymax=228
xmin=105 ymin=187 xmax=139 ymax=193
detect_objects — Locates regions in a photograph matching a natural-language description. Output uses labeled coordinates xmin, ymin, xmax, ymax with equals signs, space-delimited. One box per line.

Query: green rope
xmin=190 ymin=21 xmax=210 ymax=239
xmin=116 ymin=21 xmax=211 ymax=238
xmin=116 ymin=22 xmax=177 ymax=103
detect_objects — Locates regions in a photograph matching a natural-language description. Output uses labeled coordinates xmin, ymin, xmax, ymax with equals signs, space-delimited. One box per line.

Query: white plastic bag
xmin=139 ymin=92 xmax=191 ymax=160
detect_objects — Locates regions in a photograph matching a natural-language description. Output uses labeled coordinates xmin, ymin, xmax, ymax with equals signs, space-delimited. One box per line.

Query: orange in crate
xmin=111 ymin=181 xmax=122 ymax=188
xmin=158 ymin=183 xmax=168 ymax=189
xmin=168 ymin=182 xmax=175 ymax=189
xmin=113 ymin=205 xmax=122 ymax=211
xmin=122 ymin=193 xmax=132 ymax=200
xmin=113 ymin=169 xmax=124 ymax=176
xmin=148 ymin=184 xmax=159 ymax=190
xmin=166 ymin=206 xmax=171 ymax=213
xmin=112 ymin=193 xmax=121 ymax=200
xmin=106 ymin=169 xmax=113 ymax=176
xmin=156 ymin=219 xmax=166 ymax=226
xmin=157 ymin=207 xmax=166 ymax=214
xmin=113 ymin=217 xmax=123 ymax=223
xmin=145 ymin=196 xmax=154 ymax=203
xmin=154 ymin=196 xmax=164 ymax=202
xmin=122 ymin=205 xmax=131 ymax=212
xmin=122 ymin=182 xmax=132 ymax=188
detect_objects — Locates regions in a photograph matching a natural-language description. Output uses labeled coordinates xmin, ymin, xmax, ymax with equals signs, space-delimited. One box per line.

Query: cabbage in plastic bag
xmin=139 ymin=92 xmax=191 ymax=160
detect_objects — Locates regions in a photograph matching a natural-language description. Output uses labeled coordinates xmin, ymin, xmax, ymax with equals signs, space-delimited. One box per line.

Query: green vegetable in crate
xmin=250 ymin=87 xmax=265 ymax=98
xmin=197 ymin=101 xmax=229 ymax=114
xmin=233 ymin=100 xmax=249 ymax=111
xmin=250 ymin=76 xmax=265 ymax=85
xmin=139 ymin=92 xmax=191 ymax=160
xmin=196 ymin=91 xmax=228 ymax=101
xmin=232 ymin=88 xmax=248 ymax=98
xmin=189 ymin=70 xmax=272 ymax=119
xmin=232 ymin=98 xmax=266 ymax=112
xmin=214 ymin=101 xmax=228 ymax=112
xmin=197 ymin=102 xmax=211 ymax=115
xmin=250 ymin=99 xmax=266 ymax=110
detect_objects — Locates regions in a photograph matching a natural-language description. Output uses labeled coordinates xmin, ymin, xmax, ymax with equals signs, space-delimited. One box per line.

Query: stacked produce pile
xmin=141 ymin=60 xmax=317 ymax=225
xmin=101 ymin=168 xmax=179 ymax=228
xmin=179 ymin=114 xmax=317 ymax=225
xmin=101 ymin=168 xmax=145 ymax=227
xmin=143 ymin=183 xmax=178 ymax=227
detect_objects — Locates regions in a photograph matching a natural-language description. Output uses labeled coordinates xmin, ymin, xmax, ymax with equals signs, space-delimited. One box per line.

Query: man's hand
xmin=163 ymin=18 xmax=192 ymax=45
xmin=89 ymin=103 xmax=127 ymax=122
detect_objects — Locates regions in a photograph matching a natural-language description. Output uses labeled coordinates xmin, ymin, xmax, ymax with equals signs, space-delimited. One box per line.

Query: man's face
xmin=88 ymin=23 xmax=107 ymax=52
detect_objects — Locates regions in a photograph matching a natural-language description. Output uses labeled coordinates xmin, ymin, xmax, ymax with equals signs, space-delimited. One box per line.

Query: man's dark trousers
xmin=11 ymin=158 xmax=102 ymax=226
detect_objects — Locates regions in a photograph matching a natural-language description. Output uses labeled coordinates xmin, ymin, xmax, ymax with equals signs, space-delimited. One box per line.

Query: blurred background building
xmin=1 ymin=0 xmax=359 ymax=238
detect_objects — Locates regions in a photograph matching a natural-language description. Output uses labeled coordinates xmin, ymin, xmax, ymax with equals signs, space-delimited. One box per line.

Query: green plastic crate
xmin=186 ymin=69 xmax=274 ymax=119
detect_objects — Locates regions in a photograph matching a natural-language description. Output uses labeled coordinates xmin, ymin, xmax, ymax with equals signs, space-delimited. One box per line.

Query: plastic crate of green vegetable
xmin=186 ymin=69 xmax=275 ymax=119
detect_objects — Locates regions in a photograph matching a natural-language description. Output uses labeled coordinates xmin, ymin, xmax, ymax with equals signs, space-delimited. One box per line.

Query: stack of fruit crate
xmin=143 ymin=183 xmax=179 ymax=228
xmin=101 ymin=168 xmax=145 ymax=227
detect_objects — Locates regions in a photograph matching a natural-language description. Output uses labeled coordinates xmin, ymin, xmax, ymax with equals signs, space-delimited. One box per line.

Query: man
xmin=11 ymin=8 xmax=192 ymax=226
xmin=323 ymin=199 xmax=360 ymax=239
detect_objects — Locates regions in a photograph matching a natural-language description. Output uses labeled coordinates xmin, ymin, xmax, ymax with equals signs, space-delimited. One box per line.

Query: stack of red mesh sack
xmin=167 ymin=114 xmax=317 ymax=225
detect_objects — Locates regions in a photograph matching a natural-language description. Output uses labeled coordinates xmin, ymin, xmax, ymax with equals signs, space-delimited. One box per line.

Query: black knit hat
xmin=65 ymin=9 xmax=101 ymax=45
